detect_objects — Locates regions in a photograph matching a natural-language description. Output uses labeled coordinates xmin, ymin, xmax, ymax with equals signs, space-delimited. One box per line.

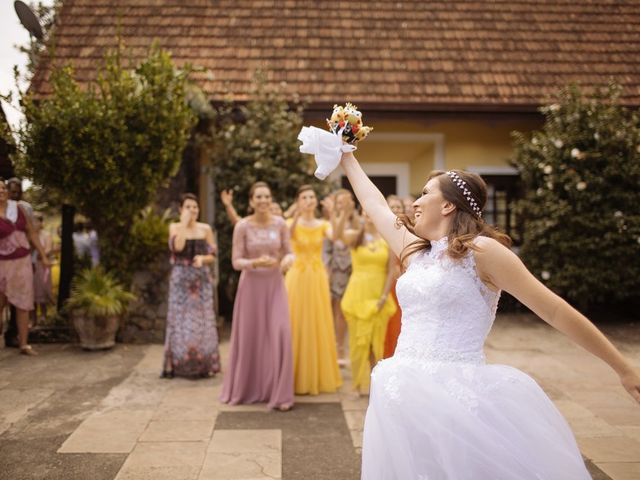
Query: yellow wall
xmin=199 ymin=114 xmax=542 ymax=211
xmin=339 ymin=117 xmax=541 ymax=195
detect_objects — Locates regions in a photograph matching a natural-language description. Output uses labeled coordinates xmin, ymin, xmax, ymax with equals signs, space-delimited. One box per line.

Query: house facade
xmin=31 ymin=0 xmax=640 ymax=239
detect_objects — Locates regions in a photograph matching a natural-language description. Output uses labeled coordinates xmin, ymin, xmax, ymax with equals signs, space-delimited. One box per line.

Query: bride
xmin=338 ymin=151 xmax=640 ymax=479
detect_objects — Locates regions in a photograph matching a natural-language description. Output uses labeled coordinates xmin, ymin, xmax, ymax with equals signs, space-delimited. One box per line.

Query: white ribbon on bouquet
xmin=297 ymin=126 xmax=357 ymax=180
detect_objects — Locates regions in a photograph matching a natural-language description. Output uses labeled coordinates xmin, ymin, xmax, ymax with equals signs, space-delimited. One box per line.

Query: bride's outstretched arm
xmin=341 ymin=151 xmax=420 ymax=258
xmin=473 ymin=236 xmax=640 ymax=404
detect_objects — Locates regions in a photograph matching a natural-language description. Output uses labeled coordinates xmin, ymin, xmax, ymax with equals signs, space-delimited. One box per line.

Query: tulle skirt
xmin=362 ymin=357 xmax=591 ymax=480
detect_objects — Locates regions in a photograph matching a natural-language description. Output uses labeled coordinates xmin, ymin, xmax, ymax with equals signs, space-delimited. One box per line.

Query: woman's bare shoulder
xmin=472 ymin=236 xmax=512 ymax=257
xmin=197 ymin=222 xmax=213 ymax=231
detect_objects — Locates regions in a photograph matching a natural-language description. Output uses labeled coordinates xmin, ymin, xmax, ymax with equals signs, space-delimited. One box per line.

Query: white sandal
xmin=19 ymin=345 xmax=38 ymax=356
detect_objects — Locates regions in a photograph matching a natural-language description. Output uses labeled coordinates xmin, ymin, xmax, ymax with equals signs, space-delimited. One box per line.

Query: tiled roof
xmin=31 ymin=0 xmax=640 ymax=110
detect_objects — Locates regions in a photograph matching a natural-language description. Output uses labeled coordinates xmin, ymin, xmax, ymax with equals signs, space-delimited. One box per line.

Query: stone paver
xmin=139 ymin=419 xmax=216 ymax=443
xmin=598 ymin=462 xmax=640 ymax=480
xmin=201 ymin=429 xmax=282 ymax=479
xmin=58 ymin=408 xmax=155 ymax=453
xmin=1 ymin=313 xmax=639 ymax=479
xmin=114 ymin=441 xmax=207 ymax=480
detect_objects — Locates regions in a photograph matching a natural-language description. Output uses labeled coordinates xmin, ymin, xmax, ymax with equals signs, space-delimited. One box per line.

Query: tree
xmin=16 ymin=44 xmax=197 ymax=282
xmin=512 ymin=84 xmax=640 ymax=310
xmin=204 ymin=72 xmax=329 ymax=313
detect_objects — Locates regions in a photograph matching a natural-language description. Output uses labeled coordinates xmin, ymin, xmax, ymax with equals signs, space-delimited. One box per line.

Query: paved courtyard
xmin=0 ymin=314 xmax=639 ymax=479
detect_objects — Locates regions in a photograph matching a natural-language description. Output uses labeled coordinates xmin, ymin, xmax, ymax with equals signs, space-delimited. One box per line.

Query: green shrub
xmin=512 ymin=84 xmax=640 ymax=309
xmin=111 ymin=207 xmax=173 ymax=280
xmin=16 ymin=43 xmax=196 ymax=282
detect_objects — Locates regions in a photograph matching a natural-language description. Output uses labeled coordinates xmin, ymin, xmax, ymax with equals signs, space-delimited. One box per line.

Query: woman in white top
xmin=339 ymin=149 xmax=640 ymax=480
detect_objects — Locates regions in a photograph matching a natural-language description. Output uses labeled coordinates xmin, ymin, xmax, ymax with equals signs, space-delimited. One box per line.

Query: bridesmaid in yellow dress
xmin=337 ymin=207 xmax=397 ymax=396
xmin=285 ymin=185 xmax=342 ymax=394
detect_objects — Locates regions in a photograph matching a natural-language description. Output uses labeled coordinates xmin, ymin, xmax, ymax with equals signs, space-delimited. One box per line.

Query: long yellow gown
xmin=285 ymin=220 xmax=342 ymax=394
xmin=341 ymin=238 xmax=397 ymax=391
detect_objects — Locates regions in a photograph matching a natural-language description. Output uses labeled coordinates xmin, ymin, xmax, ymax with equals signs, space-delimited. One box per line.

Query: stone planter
xmin=73 ymin=313 xmax=120 ymax=350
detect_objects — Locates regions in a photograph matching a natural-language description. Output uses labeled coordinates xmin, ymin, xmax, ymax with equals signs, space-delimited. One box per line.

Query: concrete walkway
xmin=1 ymin=314 xmax=639 ymax=479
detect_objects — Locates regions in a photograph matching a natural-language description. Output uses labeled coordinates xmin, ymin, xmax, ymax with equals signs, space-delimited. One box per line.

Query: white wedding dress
xmin=362 ymin=237 xmax=590 ymax=479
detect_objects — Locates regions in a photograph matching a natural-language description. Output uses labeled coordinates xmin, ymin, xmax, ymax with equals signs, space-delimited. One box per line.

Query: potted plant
xmin=66 ymin=268 xmax=135 ymax=350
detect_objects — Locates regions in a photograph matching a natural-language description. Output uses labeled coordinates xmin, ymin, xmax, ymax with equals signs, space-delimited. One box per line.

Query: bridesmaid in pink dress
xmin=220 ymin=182 xmax=295 ymax=411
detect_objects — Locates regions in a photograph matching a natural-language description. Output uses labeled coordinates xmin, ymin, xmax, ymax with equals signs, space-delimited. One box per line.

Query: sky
xmin=1 ymin=0 xmax=54 ymax=131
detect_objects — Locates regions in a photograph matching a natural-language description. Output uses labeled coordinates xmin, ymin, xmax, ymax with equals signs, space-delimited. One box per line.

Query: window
xmin=341 ymin=175 xmax=398 ymax=198
xmin=332 ymin=162 xmax=410 ymax=198
xmin=480 ymin=173 xmax=522 ymax=245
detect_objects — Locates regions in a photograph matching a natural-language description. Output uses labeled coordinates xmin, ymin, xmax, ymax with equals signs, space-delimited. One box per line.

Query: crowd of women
xmin=162 ymin=154 xmax=639 ymax=478
xmin=162 ymin=182 xmax=418 ymax=410
xmin=5 ymin=156 xmax=639 ymax=477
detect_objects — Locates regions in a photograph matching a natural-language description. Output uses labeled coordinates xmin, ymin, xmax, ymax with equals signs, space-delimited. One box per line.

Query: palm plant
xmin=67 ymin=268 xmax=135 ymax=349
xmin=67 ymin=268 xmax=135 ymax=317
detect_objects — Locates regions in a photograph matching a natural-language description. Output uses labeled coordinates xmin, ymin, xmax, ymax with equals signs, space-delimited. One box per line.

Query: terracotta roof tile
xmin=30 ymin=0 xmax=640 ymax=109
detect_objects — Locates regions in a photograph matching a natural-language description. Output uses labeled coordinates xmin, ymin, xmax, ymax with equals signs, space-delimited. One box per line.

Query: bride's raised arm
xmin=340 ymin=151 xmax=420 ymax=258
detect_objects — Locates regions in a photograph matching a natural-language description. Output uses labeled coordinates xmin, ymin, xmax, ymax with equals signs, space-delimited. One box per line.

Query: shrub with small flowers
xmin=512 ymin=84 xmax=640 ymax=310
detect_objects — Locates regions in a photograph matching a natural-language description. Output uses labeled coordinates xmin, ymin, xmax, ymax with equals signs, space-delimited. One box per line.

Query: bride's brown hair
xmin=398 ymin=170 xmax=511 ymax=266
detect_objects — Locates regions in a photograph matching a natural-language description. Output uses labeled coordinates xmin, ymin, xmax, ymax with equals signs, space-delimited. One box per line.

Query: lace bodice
xmin=288 ymin=220 xmax=329 ymax=270
xmin=232 ymin=216 xmax=291 ymax=271
xmin=394 ymin=237 xmax=500 ymax=365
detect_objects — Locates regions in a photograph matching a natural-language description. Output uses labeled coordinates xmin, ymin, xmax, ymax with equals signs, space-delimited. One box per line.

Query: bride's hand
xmin=620 ymin=368 xmax=640 ymax=404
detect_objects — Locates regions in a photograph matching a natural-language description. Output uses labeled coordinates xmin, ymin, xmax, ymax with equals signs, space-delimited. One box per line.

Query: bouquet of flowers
xmin=326 ymin=103 xmax=373 ymax=144
xmin=298 ymin=103 xmax=373 ymax=180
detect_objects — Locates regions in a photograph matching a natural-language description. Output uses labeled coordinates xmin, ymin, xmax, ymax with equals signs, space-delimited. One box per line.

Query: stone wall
xmin=120 ymin=256 xmax=221 ymax=344
xmin=119 ymin=255 xmax=171 ymax=344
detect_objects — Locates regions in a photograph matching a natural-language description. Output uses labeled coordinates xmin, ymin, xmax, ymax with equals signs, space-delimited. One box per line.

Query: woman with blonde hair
xmin=338 ymin=149 xmax=639 ymax=479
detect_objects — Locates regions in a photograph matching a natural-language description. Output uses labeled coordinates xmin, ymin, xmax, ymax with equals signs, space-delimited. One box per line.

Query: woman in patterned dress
xmin=162 ymin=193 xmax=220 ymax=378
xmin=326 ymin=189 xmax=359 ymax=364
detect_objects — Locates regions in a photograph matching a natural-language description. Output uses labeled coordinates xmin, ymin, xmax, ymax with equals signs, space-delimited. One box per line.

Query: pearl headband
xmin=446 ymin=171 xmax=482 ymax=218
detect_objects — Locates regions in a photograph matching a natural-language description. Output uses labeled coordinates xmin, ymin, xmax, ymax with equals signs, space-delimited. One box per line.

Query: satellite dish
xmin=14 ymin=1 xmax=44 ymax=41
